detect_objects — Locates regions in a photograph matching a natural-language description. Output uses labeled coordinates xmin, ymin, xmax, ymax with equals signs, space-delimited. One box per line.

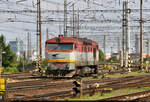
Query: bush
xmin=99 ymin=50 xmax=104 ymax=63
xmin=4 ymin=67 xmax=19 ymax=73
xmin=107 ymin=56 xmax=119 ymax=63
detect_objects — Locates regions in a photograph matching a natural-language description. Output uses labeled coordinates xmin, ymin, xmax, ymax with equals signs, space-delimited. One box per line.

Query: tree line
xmin=0 ymin=34 xmax=119 ymax=73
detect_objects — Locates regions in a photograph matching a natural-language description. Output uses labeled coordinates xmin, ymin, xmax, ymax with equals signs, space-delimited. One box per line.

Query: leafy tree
xmin=0 ymin=35 xmax=17 ymax=67
xmin=99 ymin=50 xmax=104 ymax=63
xmin=107 ymin=56 xmax=118 ymax=63
xmin=143 ymin=57 xmax=150 ymax=64
xmin=144 ymin=57 xmax=150 ymax=62
xmin=17 ymin=58 xmax=26 ymax=72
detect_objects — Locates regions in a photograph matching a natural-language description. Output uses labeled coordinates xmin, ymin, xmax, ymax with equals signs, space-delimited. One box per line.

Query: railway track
xmin=4 ymin=66 xmax=138 ymax=81
xmin=2 ymin=72 xmax=32 ymax=79
xmin=100 ymin=90 xmax=150 ymax=101
xmin=1 ymin=66 xmax=144 ymax=101
xmin=7 ymin=74 xmax=150 ymax=100
xmin=2 ymin=64 xmax=139 ymax=79
xmin=7 ymin=74 xmax=149 ymax=92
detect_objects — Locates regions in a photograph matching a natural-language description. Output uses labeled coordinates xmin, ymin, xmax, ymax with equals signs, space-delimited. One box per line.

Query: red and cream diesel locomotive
xmin=45 ymin=35 xmax=99 ymax=77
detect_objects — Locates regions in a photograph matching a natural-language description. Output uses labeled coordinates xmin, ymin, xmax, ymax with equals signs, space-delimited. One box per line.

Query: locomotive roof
xmin=46 ymin=35 xmax=98 ymax=45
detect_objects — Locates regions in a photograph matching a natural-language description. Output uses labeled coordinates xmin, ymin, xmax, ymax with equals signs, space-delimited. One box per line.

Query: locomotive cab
xmin=45 ymin=35 xmax=76 ymax=76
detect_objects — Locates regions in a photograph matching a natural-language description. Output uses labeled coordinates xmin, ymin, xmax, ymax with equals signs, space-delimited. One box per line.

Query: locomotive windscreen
xmin=46 ymin=43 xmax=73 ymax=51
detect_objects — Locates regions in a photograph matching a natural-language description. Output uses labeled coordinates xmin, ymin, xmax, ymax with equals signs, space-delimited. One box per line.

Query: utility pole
xmin=69 ymin=18 xmax=72 ymax=37
xmin=27 ymin=32 xmax=31 ymax=62
xmin=59 ymin=21 xmax=61 ymax=35
xmin=111 ymin=47 xmax=113 ymax=56
xmin=140 ymin=0 xmax=143 ymax=68
xmin=36 ymin=0 xmax=39 ymax=58
xmin=117 ymin=37 xmax=120 ymax=53
xmin=125 ymin=0 xmax=128 ymax=68
xmin=135 ymin=34 xmax=140 ymax=54
xmin=72 ymin=3 xmax=75 ymax=37
xmin=64 ymin=0 xmax=67 ymax=36
xmin=148 ymin=39 xmax=150 ymax=57
xmin=75 ymin=15 xmax=78 ymax=37
xmin=146 ymin=39 xmax=150 ymax=58
xmin=17 ymin=38 xmax=20 ymax=61
xmin=122 ymin=0 xmax=128 ymax=67
xmin=77 ymin=9 xmax=80 ymax=38
xmin=23 ymin=52 xmax=25 ymax=72
xmin=122 ymin=0 xmax=126 ymax=67
xmin=27 ymin=32 xmax=30 ymax=62
xmin=127 ymin=0 xmax=130 ymax=53
xmin=120 ymin=49 xmax=124 ymax=67
xmin=0 ymin=46 xmax=2 ymax=67
xmin=103 ymin=35 xmax=106 ymax=62
xmin=37 ymin=0 xmax=42 ymax=69
xmin=46 ymin=28 xmax=49 ymax=40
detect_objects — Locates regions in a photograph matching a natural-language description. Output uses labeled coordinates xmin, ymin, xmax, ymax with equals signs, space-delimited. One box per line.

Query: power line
xmin=0 ymin=0 xmax=34 ymax=9
xmin=1 ymin=9 xmax=150 ymax=14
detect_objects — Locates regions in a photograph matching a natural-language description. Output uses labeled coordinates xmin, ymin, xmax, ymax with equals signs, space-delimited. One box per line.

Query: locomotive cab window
xmin=46 ymin=44 xmax=58 ymax=50
xmin=46 ymin=43 xmax=73 ymax=51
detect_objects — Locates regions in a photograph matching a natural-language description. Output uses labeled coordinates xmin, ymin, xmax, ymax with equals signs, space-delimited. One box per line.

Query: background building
xmin=9 ymin=38 xmax=24 ymax=61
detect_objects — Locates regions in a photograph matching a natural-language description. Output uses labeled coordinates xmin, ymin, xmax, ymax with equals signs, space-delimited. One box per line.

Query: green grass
xmin=82 ymin=71 xmax=149 ymax=81
xmin=63 ymin=87 xmax=150 ymax=101
xmin=107 ymin=71 xmax=147 ymax=78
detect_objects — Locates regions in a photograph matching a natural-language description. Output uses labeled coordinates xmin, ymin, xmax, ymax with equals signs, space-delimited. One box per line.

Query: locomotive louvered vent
xmin=83 ymin=40 xmax=92 ymax=45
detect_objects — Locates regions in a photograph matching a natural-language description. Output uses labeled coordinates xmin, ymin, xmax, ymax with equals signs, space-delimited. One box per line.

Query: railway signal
xmin=128 ymin=55 xmax=131 ymax=67
xmin=72 ymin=80 xmax=81 ymax=97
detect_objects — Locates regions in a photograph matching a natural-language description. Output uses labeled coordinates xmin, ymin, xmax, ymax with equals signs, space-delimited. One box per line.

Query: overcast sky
xmin=1 ymin=0 xmax=150 ymax=55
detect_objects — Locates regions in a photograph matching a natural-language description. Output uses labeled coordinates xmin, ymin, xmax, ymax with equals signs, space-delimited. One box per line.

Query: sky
xmin=1 ymin=0 xmax=150 ymax=55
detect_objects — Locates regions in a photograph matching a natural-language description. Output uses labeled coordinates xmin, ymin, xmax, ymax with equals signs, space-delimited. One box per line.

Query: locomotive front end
xmin=45 ymin=36 xmax=76 ymax=76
